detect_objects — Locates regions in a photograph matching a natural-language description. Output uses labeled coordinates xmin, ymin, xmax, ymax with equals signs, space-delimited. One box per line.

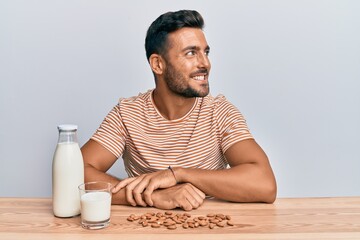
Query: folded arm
xmin=175 ymin=139 xmax=277 ymax=203
xmin=81 ymin=139 xmax=130 ymax=205
xmin=114 ymin=139 xmax=276 ymax=205
xmin=81 ymin=139 xmax=206 ymax=210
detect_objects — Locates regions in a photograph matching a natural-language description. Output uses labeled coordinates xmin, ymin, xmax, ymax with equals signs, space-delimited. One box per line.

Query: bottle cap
xmin=57 ymin=124 xmax=78 ymax=131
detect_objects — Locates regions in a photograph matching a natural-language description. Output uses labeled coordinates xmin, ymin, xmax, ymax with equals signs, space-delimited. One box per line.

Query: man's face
xmin=162 ymin=27 xmax=211 ymax=98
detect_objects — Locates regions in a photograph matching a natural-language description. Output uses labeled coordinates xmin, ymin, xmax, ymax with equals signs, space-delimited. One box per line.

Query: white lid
xmin=57 ymin=124 xmax=78 ymax=131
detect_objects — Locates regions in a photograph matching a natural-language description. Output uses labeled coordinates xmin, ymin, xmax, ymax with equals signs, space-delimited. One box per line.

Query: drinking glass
xmin=78 ymin=181 xmax=112 ymax=229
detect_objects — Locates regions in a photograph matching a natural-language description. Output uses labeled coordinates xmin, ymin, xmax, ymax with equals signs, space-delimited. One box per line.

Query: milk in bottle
xmin=52 ymin=124 xmax=84 ymax=217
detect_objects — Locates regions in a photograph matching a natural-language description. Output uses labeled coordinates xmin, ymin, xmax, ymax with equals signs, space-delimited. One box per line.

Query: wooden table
xmin=1 ymin=197 xmax=360 ymax=239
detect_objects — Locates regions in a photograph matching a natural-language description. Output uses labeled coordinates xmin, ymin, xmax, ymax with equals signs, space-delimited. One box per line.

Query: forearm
xmin=84 ymin=165 xmax=129 ymax=205
xmin=151 ymin=183 xmax=206 ymax=211
xmin=174 ymin=164 xmax=276 ymax=203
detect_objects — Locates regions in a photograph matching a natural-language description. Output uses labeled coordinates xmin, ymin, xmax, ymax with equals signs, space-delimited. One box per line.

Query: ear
xmin=149 ymin=54 xmax=165 ymax=75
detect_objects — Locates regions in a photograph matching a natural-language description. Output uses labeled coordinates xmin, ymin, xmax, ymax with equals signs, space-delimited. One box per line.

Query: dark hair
xmin=145 ymin=10 xmax=204 ymax=61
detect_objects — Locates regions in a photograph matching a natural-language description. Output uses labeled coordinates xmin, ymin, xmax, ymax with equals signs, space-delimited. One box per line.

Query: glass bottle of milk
xmin=52 ymin=124 xmax=84 ymax=217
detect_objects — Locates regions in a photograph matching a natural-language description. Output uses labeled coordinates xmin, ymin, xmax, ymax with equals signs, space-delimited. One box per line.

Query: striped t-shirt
xmin=91 ymin=89 xmax=253 ymax=177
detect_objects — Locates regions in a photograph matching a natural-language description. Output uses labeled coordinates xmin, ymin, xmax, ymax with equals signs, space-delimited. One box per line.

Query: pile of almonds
xmin=126 ymin=211 xmax=234 ymax=230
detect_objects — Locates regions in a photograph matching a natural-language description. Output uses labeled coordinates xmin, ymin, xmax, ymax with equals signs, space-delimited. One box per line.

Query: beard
xmin=163 ymin=60 xmax=210 ymax=98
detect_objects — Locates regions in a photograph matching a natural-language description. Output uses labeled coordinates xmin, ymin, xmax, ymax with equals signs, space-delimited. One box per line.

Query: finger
xmin=183 ymin=183 xmax=206 ymax=203
xmin=176 ymin=193 xmax=193 ymax=211
xmin=143 ymin=179 xmax=159 ymax=206
xmin=183 ymin=184 xmax=205 ymax=209
xmin=189 ymin=184 xmax=206 ymax=201
xmin=111 ymin=177 xmax=136 ymax=193
xmin=143 ymin=171 xmax=172 ymax=206
xmin=125 ymin=176 xmax=145 ymax=206
xmin=133 ymin=193 xmax=146 ymax=207
xmin=184 ymin=190 xmax=201 ymax=209
xmin=174 ymin=185 xmax=200 ymax=211
xmin=181 ymin=198 xmax=193 ymax=211
xmin=132 ymin=176 xmax=152 ymax=207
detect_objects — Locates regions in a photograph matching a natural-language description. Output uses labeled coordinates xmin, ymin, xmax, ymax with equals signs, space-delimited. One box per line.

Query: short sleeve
xmin=214 ymin=96 xmax=254 ymax=153
xmin=91 ymin=103 xmax=127 ymax=158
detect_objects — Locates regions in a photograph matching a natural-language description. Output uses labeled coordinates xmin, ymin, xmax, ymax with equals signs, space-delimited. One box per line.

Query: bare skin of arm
xmin=81 ymin=139 xmax=205 ymax=210
xmin=151 ymin=183 xmax=205 ymax=211
xmin=81 ymin=139 xmax=128 ymax=205
xmin=113 ymin=139 xmax=277 ymax=206
xmin=176 ymin=139 xmax=277 ymax=203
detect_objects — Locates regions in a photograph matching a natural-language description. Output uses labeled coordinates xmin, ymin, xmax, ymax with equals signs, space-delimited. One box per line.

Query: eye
xmin=185 ymin=51 xmax=196 ymax=56
xmin=205 ymin=50 xmax=210 ymax=56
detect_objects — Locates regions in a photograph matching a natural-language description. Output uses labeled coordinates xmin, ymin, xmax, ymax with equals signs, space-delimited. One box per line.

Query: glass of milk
xmin=78 ymin=181 xmax=112 ymax=229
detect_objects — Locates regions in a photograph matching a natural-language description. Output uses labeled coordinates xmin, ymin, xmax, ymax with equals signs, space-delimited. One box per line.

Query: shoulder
xmin=202 ymin=94 xmax=236 ymax=111
xmin=118 ymin=89 xmax=152 ymax=108
xmin=203 ymin=94 xmax=226 ymax=103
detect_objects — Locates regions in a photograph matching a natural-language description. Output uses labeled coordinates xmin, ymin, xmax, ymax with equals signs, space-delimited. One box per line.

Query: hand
xmin=112 ymin=169 xmax=177 ymax=207
xmin=151 ymin=183 xmax=206 ymax=211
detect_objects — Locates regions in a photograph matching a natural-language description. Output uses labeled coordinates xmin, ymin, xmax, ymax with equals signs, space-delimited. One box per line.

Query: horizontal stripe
xmin=91 ymin=89 xmax=253 ymax=177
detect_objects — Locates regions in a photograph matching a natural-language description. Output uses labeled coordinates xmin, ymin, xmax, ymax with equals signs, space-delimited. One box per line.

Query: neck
xmin=152 ymin=89 xmax=196 ymax=120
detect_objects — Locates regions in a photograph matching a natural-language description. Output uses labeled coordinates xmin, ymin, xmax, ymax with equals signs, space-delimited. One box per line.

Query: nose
xmin=197 ymin=52 xmax=211 ymax=69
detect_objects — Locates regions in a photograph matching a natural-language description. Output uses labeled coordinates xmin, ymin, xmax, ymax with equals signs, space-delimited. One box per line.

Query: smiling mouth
xmin=192 ymin=75 xmax=207 ymax=81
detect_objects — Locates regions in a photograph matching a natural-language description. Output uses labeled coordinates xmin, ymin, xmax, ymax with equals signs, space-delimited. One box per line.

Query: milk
xmin=52 ymin=142 xmax=84 ymax=217
xmin=80 ymin=192 xmax=112 ymax=222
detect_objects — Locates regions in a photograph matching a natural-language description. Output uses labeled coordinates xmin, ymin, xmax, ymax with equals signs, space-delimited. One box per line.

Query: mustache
xmin=190 ymin=69 xmax=209 ymax=76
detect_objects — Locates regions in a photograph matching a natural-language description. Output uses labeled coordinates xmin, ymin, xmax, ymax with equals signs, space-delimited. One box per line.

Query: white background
xmin=1 ymin=0 xmax=359 ymax=198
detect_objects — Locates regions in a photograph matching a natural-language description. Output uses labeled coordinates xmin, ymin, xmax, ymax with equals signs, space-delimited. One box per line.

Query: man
xmin=81 ymin=10 xmax=276 ymax=211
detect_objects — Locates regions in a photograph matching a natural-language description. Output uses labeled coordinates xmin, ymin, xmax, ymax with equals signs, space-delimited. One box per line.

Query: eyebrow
xmin=182 ymin=45 xmax=210 ymax=52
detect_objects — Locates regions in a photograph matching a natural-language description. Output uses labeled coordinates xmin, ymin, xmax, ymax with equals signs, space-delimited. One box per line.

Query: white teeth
xmin=193 ymin=75 xmax=205 ymax=81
